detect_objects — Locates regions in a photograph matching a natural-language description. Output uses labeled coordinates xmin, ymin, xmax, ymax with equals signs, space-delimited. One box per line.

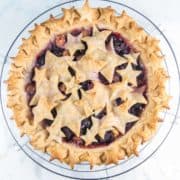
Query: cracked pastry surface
xmin=7 ymin=0 xmax=169 ymax=168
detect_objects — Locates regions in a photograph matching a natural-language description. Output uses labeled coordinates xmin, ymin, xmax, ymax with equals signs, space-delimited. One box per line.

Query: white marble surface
xmin=0 ymin=0 xmax=180 ymax=179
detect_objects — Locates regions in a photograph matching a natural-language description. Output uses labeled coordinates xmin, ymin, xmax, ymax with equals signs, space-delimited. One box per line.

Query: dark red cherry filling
xmin=99 ymin=71 xmax=122 ymax=85
xmin=94 ymin=134 xmax=104 ymax=144
xmin=80 ymin=80 xmax=94 ymax=91
xmin=77 ymin=89 xmax=82 ymax=99
xmin=41 ymin=119 xmax=53 ymax=129
xmin=137 ymin=73 xmax=147 ymax=87
xmin=58 ymin=82 xmax=73 ymax=100
xmin=112 ymin=33 xmax=132 ymax=56
xmin=61 ymin=93 xmax=72 ymax=101
xmin=51 ymin=108 xmax=57 ymax=118
xmin=71 ymin=27 xmax=93 ymax=37
xmin=98 ymin=72 xmax=110 ymax=85
xmin=68 ymin=66 xmax=76 ymax=76
xmin=36 ymin=52 xmax=46 ymax=67
xmin=71 ymin=28 xmax=82 ymax=36
xmin=61 ymin=126 xmax=85 ymax=146
xmin=113 ymin=97 xmax=124 ymax=106
xmin=25 ymin=81 xmax=36 ymax=96
xmin=50 ymin=44 xmax=65 ymax=57
xmin=112 ymin=72 xmax=122 ymax=83
xmin=93 ymin=131 xmax=115 ymax=146
xmin=55 ymin=34 xmax=67 ymax=48
xmin=73 ymin=42 xmax=87 ymax=61
xmin=58 ymin=82 xmax=66 ymax=95
xmin=116 ymin=63 xmax=128 ymax=70
xmin=61 ymin=126 xmax=75 ymax=141
xmin=132 ymin=56 xmax=144 ymax=71
xmin=129 ymin=103 xmax=146 ymax=117
xmin=104 ymin=131 xmax=115 ymax=144
xmin=88 ymin=131 xmax=122 ymax=148
xmin=125 ymin=121 xmax=137 ymax=132
xmin=25 ymin=27 xmax=148 ymax=149
xmin=106 ymin=32 xmax=133 ymax=56
xmin=72 ymin=137 xmax=85 ymax=146
xmin=95 ymin=107 xmax=107 ymax=119
xmin=80 ymin=117 xmax=93 ymax=135
xmin=25 ymin=81 xmax=36 ymax=105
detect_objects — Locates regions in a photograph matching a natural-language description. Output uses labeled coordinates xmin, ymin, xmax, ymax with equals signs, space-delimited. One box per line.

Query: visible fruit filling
xmin=25 ymin=27 xmax=147 ymax=148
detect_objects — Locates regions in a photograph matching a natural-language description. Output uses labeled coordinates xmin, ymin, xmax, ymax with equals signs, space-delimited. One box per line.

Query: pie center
xmin=25 ymin=26 xmax=147 ymax=148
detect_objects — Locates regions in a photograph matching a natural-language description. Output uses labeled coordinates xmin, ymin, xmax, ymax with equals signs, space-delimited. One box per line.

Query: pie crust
xmin=7 ymin=0 xmax=169 ymax=168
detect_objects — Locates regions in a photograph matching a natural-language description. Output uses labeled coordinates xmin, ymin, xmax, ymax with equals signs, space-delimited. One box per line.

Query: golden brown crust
xmin=7 ymin=0 xmax=169 ymax=168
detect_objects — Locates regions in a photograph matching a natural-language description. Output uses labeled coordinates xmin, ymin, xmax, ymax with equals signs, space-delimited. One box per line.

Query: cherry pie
xmin=7 ymin=1 xmax=169 ymax=168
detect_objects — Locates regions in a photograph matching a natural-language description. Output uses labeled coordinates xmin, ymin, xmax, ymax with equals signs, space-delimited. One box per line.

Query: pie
xmin=7 ymin=0 xmax=169 ymax=168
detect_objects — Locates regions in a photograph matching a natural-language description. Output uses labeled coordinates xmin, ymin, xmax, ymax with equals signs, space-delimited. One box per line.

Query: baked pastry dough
xmin=7 ymin=0 xmax=169 ymax=168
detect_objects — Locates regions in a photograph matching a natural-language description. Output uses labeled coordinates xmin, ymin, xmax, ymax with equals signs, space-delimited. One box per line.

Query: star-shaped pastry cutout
xmin=45 ymin=50 xmax=72 ymax=67
xmin=107 ymin=38 xmax=140 ymax=66
xmin=67 ymin=51 xmax=108 ymax=83
xmin=76 ymin=51 xmax=108 ymax=79
xmin=78 ymin=0 xmax=100 ymax=21
xmin=30 ymin=67 xmax=66 ymax=106
xmin=63 ymin=77 xmax=82 ymax=101
xmin=98 ymin=6 xmax=115 ymax=22
xmin=65 ymin=33 xmax=85 ymax=56
xmin=74 ymin=99 xmax=92 ymax=117
xmin=56 ymin=100 xmax=84 ymax=137
xmin=82 ymin=26 xmax=112 ymax=53
xmin=33 ymin=67 xmax=46 ymax=86
xmin=49 ymin=75 xmax=67 ymax=103
xmin=108 ymin=37 xmax=115 ymax=53
xmin=30 ymin=68 xmax=49 ymax=105
xmin=98 ymin=112 xmax=120 ymax=137
xmin=112 ymin=102 xmax=139 ymax=134
xmin=100 ymin=52 xmax=127 ymax=82
xmin=66 ymin=60 xmax=87 ymax=83
xmin=81 ymin=117 xmax=99 ymax=145
xmin=82 ymin=81 xmax=110 ymax=111
xmin=128 ymin=91 xmax=147 ymax=107
xmin=32 ymin=97 xmax=54 ymax=124
xmin=45 ymin=51 xmax=72 ymax=82
xmin=109 ymin=80 xmax=133 ymax=101
xmin=116 ymin=62 xmax=141 ymax=86
xmin=123 ymin=53 xmax=140 ymax=65
xmin=89 ymin=48 xmax=107 ymax=61
xmin=62 ymin=7 xmax=80 ymax=25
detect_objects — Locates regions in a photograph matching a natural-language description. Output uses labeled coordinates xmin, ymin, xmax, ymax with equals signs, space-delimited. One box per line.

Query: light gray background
xmin=0 ymin=0 xmax=180 ymax=179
